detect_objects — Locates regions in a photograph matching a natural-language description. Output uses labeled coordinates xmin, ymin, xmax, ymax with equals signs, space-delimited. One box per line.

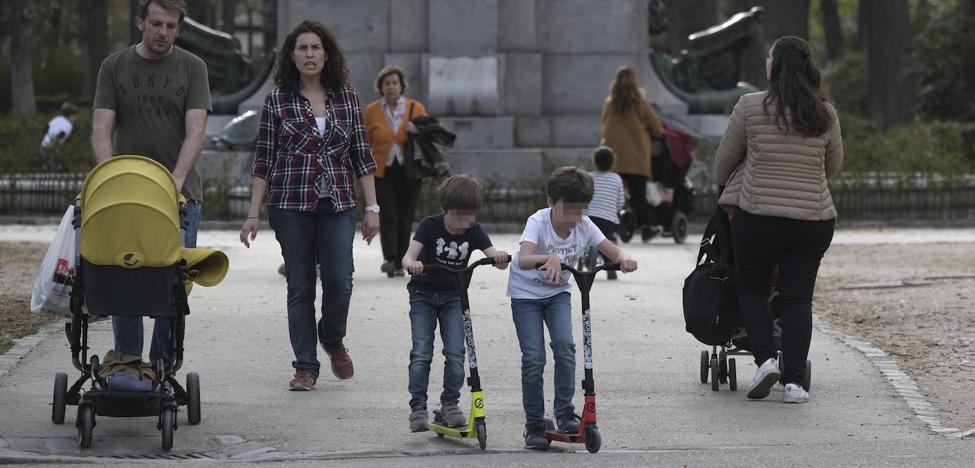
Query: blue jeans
xmin=112 ymin=199 xmax=202 ymax=364
xmin=511 ymin=292 xmax=575 ymax=429
xmin=408 ymin=288 xmax=465 ymax=410
xmin=269 ymin=202 xmax=356 ymax=378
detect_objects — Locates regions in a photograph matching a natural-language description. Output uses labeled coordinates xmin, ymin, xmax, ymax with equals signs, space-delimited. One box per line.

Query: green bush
xmin=0 ymin=112 xmax=95 ymax=174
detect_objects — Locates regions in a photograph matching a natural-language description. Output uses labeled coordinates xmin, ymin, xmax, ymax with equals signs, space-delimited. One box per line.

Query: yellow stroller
xmin=49 ymin=156 xmax=229 ymax=451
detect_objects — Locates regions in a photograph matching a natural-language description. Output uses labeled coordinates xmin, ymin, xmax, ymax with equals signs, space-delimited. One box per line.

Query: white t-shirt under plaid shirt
xmin=587 ymin=170 xmax=625 ymax=224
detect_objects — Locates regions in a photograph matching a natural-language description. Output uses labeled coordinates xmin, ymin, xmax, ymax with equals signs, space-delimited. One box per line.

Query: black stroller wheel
xmin=710 ymin=358 xmax=720 ymax=391
xmin=77 ymin=405 xmax=94 ymax=448
xmin=160 ymin=407 xmax=175 ymax=451
xmin=52 ymin=372 xmax=67 ymax=424
xmin=699 ymin=351 xmax=709 ymax=383
xmin=718 ymin=350 xmax=728 ymax=383
xmin=803 ymin=360 xmax=812 ymax=392
xmin=671 ymin=212 xmax=688 ymax=244
xmin=186 ymin=372 xmax=201 ymax=425
xmin=728 ymin=359 xmax=738 ymax=391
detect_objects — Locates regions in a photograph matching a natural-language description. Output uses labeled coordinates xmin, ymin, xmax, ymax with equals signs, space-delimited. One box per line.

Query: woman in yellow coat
xmin=600 ymin=66 xmax=664 ymax=242
xmin=364 ymin=66 xmax=428 ymax=277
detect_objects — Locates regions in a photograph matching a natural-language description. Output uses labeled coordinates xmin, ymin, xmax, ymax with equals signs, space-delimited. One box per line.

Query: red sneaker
xmin=289 ymin=372 xmax=316 ymax=391
xmin=328 ymin=348 xmax=354 ymax=379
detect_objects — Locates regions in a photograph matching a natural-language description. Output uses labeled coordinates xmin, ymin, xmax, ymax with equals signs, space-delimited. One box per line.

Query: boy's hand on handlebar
xmin=404 ymin=260 xmax=424 ymax=276
xmin=537 ymin=255 xmax=563 ymax=283
xmin=619 ymin=256 xmax=638 ymax=273
xmin=493 ymin=251 xmax=510 ymax=270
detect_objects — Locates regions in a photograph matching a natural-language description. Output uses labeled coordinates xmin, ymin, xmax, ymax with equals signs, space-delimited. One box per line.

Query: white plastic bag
xmin=645 ymin=181 xmax=666 ymax=207
xmin=30 ymin=206 xmax=76 ymax=315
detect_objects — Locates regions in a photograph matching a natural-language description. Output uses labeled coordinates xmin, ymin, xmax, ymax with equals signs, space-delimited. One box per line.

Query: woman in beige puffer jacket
xmin=713 ymin=36 xmax=843 ymax=405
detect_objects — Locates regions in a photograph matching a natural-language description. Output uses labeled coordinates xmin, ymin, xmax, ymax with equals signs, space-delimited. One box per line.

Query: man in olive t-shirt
xmin=91 ymin=0 xmax=210 ymax=371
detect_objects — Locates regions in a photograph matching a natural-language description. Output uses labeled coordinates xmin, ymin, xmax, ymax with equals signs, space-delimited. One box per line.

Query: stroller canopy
xmin=79 ymin=155 xmax=182 ymax=268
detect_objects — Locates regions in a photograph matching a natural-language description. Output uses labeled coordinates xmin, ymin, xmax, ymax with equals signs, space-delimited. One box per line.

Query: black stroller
xmin=618 ymin=126 xmax=696 ymax=244
xmin=683 ymin=208 xmax=811 ymax=392
xmin=50 ymin=156 xmax=228 ymax=450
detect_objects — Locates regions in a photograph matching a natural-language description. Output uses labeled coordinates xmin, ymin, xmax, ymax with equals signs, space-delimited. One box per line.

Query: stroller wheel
xmin=710 ymin=358 xmax=720 ymax=391
xmin=77 ymin=405 xmax=94 ymax=448
xmin=803 ymin=360 xmax=812 ymax=392
xmin=718 ymin=350 xmax=728 ymax=383
xmin=52 ymin=372 xmax=68 ymax=424
xmin=186 ymin=372 xmax=201 ymax=425
xmin=160 ymin=407 xmax=175 ymax=451
xmin=671 ymin=212 xmax=688 ymax=244
xmin=728 ymin=359 xmax=738 ymax=391
xmin=699 ymin=351 xmax=709 ymax=384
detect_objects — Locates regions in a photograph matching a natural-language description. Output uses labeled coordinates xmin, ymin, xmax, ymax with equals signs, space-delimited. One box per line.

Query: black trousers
xmin=375 ymin=161 xmax=422 ymax=268
xmin=731 ymin=210 xmax=835 ymax=385
xmin=620 ymin=173 xmax=657 ymax=227
xmin=589 ymin=216 xmax=617 ymax=263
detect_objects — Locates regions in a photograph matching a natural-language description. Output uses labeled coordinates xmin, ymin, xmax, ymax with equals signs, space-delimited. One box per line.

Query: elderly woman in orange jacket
xmin=600 ymin=66 xmax=664 ymax=242
xmin=364 ymin=66 xmax=428 ymax=277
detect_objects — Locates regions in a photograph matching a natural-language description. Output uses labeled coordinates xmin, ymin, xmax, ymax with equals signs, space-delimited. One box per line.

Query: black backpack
xmin=682 ymin=208 xmax=741 ymax=346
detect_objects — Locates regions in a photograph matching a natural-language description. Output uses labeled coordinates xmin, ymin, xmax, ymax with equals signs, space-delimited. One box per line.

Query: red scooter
xmin=540 ymin=261 xmax=621 ymax=453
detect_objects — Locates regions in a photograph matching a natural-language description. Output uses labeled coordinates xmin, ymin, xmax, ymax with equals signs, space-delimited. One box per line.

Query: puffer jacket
xmin=713 ymin=91 xmax=844 ymax=221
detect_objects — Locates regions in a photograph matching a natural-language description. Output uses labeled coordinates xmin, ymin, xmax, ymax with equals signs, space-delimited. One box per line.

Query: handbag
xmin=405 ymin=103 xmax=450 ymax=180
xmin=30 ymin=205 xmax=77 ymax=315
xmin=682 ymin=208 xmax=740 ymax=346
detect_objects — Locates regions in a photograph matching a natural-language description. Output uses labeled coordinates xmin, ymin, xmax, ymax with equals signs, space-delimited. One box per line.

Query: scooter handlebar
xmin=534 ymin=261 xmax=621 ymax=276
xmin=419 ymin=254 xmax=512 ymax=274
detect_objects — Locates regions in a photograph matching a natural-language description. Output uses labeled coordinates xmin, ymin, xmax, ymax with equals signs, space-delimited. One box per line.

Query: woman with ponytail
xmin=713 ymin=36 xmax=844 ymax=404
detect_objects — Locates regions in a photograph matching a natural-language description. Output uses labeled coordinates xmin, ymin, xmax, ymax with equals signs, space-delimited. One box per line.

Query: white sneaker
xmin=747 ymin=358 xmax=781 ymax=400
xmin=783 ymin=383 xmax=810 ymax=404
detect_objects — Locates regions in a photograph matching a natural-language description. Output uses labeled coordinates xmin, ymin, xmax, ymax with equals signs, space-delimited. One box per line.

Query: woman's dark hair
xmin=374 ymin=66 xmax=408 ymax=96
xmin=609 ymin=66 xmax=642 ymax=115
xmin=274 ymin=20 xmax=349 ymax=91
xmin=763 ymin=36 xmax=832 ymax=137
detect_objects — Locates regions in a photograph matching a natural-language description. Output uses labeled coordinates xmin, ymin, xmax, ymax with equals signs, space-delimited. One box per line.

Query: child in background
xmin=586 ymin=146 xmax=626 ymax=280
xmin=506 ymin=166 xmax=638 ymax=450
xmin=401 ymin=175 xmax=510 ymax=432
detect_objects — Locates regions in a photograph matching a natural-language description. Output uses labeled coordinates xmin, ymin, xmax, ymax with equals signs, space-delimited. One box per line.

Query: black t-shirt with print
xmin=408 ymin=214 xmax=492 ymax=292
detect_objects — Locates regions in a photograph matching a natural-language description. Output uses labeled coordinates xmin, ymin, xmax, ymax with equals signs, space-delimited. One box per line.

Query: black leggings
xmin=731 ymin=210 xmax=834 ymax=385
xmin=620 ymin=173 xmax=657 ymax=228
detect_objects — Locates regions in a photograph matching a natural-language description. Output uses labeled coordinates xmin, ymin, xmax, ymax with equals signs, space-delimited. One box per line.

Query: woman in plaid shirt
xmin=239 ymin=20 xmax=380 ymax=391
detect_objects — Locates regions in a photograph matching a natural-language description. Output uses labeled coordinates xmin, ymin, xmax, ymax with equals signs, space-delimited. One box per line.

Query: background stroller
xmin=683 ymin=208 xmax=811 ymax=392
xmin=50 ymin=156 xmax=229 ymax=451
xmin=618 ymin=124 xmax=696 ymax=244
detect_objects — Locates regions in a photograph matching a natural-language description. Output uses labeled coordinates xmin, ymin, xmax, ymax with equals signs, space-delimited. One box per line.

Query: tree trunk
xmin=864 ymin=0 xmax=910 ymax=129
xmin=857 ymin=0 xmax=868 ymax=49
xmin=221 ymin=0 xmax=236 ymax=33
xmin=83 ymin=0 xmax=109 ymax=100
xmin=821 ymin=0 xmax=843 ymax=61
xmin=9 ymin=0 xmax=36 ymax=115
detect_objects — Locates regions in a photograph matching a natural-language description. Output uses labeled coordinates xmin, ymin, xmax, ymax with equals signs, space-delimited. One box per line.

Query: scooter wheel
xmin=475 ymin=420 xmax=487 ymax=450
xmin=584 ymin=424 xmax=601 ymax=453
xmin=803 ymin=360 xmax=812 ymax=392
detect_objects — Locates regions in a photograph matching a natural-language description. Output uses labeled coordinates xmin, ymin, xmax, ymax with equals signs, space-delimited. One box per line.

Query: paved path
xmin=0 ymin=226 xmax=972 ymax=465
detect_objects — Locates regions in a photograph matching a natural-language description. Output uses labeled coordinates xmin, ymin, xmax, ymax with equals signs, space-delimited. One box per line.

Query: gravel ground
xmin=0 ymin=242 xmax=56 ymax=354
xmin=816 ymin=242 xmax=975 ymax=432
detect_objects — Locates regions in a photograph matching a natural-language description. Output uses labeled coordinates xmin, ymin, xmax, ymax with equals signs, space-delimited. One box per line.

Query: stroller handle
xmin=419 ymin=255 xmax=512 ymax=275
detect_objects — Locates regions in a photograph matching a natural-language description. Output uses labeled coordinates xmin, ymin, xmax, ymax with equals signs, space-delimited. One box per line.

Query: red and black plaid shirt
xmin=252 ymin=84 xmax=376 ymax=212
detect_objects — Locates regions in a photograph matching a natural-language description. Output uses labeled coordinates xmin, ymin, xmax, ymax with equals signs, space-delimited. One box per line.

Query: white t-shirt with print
xmin=507 ymin=208 xmax=606 ymax=300
xmin=40 ymin=115 xmax=73 ymax=148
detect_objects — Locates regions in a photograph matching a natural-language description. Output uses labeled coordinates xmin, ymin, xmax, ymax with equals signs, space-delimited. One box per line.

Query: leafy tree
xmin=913 ymin=0 xmax=975 ymax=121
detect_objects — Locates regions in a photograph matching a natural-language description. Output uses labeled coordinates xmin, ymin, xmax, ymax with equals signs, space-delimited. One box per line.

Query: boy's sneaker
xmin=409 ymin=408 xmax=429 ymax=432
xmin=747 ymin=358 xmax=781 ymax=400
xmin=523 ymin=426 xmax=550 ymax=450
xmin=327 ymin=348 xmax=354 ymax=379
xmin=556 ymin=411 xmax=581 ymax=434
xmin=783 ymin=383 xmax=810 ymax=404
xmin=441 ymin=402 xmax=467 ymax=427
xmin=289 ymin=372 xmax=316 ymax=391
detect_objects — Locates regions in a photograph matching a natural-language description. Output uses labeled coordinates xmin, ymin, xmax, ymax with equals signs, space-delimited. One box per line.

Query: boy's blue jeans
xmin=408 ymin=288 xmax=465 ymax=410
xmin=112 ymin=200 xmax=201 ymax=365
xmin=511 ymin=292 xmax=575 ymax=429
xmin=269 ymin=203 xmax=357 ymax=379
